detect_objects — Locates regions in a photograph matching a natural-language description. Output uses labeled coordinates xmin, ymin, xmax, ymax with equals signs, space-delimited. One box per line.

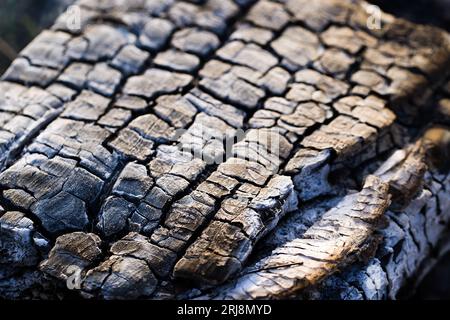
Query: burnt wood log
xmin=0 ymin=0 xmax=449 ymax=300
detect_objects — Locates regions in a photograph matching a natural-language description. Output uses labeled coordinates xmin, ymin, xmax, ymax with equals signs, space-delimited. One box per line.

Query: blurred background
xmin=0 ymin=0 xmax=449 ymax=300
xmin=1 ymin=0 xmax=450 ymax=74
xmin=370 ymin=0 xmax=450 ymax=30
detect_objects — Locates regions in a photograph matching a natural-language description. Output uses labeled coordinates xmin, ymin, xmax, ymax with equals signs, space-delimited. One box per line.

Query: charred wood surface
xmin=0 ymin=0 xmax=449 ymax=300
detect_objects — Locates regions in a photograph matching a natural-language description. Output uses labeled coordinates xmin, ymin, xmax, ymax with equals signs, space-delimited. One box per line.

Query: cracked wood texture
xmin=0 ymin=0 xmax=449 ymax=300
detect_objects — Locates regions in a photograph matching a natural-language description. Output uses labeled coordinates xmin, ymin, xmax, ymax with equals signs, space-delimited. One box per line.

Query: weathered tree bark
xmin=0 ymin=0 xmax=449 ymax=300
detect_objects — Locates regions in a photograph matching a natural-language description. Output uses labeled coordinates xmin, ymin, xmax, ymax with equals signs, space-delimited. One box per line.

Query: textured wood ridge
xmin=0 ymin=0 xmax=449 ymax=300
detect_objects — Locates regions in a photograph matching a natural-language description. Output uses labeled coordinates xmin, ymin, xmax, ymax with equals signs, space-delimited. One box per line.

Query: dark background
xmin=371 ymin=0 xmax=450 ymax=31
xmin=0 ymin=0 xmax=449 ymax=300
